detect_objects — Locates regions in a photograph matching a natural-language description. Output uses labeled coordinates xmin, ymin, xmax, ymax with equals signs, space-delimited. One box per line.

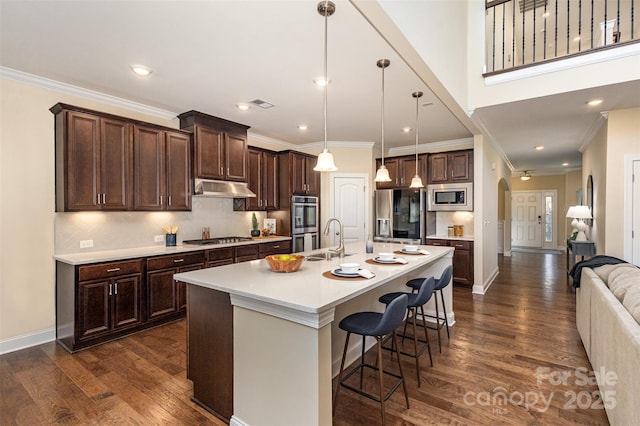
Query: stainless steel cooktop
xmin=183 ymin=236 xmax=253 ymax=246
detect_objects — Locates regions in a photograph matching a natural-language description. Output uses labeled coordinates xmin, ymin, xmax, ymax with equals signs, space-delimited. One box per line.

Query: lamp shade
xmin=313 ymin=148 xmax=337 ymax=172
xmin=566 ymin=205 xmax=579 ymax=218
xmin=571 ymin=205 xmax=592 ymax=219
xmin=374 ymin=164 xmax=391 ymax=182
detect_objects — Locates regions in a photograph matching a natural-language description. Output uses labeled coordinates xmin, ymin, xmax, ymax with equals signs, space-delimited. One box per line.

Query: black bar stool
xmin=333 ymin=294 xmax=409 ymax=425
xmin=378 ymin=276 xmax=436 ymax=387
xmin=406 ymin=265 xmax=453 ymax=353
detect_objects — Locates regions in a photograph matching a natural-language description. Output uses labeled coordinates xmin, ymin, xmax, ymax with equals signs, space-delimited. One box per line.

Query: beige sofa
xmin=576 ymin=264 xmax=640 ymax=425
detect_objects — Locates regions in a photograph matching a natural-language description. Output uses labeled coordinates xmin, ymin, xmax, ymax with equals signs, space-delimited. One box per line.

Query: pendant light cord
xmin=415 ymin=94 xmax=419 ymax=176
xmin=323 ymin=5 xmax=328 ymax=151
xmin=381 ymin=62 xmax=385 ymax=166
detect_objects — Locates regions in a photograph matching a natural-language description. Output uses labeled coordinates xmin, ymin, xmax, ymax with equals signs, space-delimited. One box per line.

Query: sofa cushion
xmin=623 ymin=286 xmax=640 ymax=324
xmin=593 ymin=263 xmax=637 ymax=285
xmin=608 ymin=267 xmax=640 ymax=301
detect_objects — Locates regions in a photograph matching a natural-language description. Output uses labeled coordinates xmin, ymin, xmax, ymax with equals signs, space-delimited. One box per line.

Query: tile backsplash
xmin=55 ymin=197 xmax=267 ymax=254
xmin=434 ymin=211 xmax=475 ymax=236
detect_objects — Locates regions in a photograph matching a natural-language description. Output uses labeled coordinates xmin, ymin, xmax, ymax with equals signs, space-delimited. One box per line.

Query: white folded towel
xmin=394 ymin=258 xmax=408 ymax=264
xmin=358 ymin=269 xmax=375 ymax=279
xmin=419 ymin=249 xmax=431 ymax=255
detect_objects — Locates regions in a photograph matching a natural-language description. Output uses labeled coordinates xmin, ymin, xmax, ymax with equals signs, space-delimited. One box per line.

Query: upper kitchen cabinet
xmin=427 ymin=149 xmax=473 ymax=184
xmin=375 ymin=154 xmax=427 ymax=189
xmin=51 ymin=104 xmax=132 ymax=211
xmin=178 ymin=111 xmax=249 ymax=182
xmin=244 ymin=147 xmax=278 ymax=211
xmin=132 ymin=125 xmax=192 ymax=211
xmin=279 ymin=151 xmax=319 ymax=202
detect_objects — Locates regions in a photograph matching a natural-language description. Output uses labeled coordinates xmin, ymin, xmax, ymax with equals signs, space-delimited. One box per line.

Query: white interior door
xmin=330 ymin=175 xmax=368 ymax=246
xmin=512 ymin=191 xmax=543 ymax=247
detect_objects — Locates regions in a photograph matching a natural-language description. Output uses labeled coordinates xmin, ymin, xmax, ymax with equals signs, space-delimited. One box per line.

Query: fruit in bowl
xmin=265 ymin=254 xmax=305 ymax=273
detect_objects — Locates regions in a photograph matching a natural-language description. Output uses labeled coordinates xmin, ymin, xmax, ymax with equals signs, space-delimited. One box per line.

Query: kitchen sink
xmin=305 ymin=252 xmax=354 ymax=261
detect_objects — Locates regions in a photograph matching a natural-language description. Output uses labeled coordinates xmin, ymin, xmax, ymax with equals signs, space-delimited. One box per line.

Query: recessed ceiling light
xmin=542 ymin=12 xmax=550 ymax=17
xmin=587 ymin=99 xmax=603 ymax=106
xmin=298 ymin=124 xmax=308 ymax=130
xmin=313 ymin=78 xmax=331 ymax=87
xmin=402 ymin=127 xmax=412 ymax=133
xmin=535 ymin=146 xmax=544 ymax=150
xmin=236 ymin=103 xmax=250 ymax=111
xmin=562 ymin=162 xmax=569 ymax=166
xmin=130 ymin=64 xmax=152 ymax=76
xmin=573 ymin=36 xmax=581 ymax=41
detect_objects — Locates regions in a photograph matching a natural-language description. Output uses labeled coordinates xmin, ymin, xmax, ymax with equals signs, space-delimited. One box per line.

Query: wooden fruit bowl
xmin=265 ymin=254 xmax=305 ymax=273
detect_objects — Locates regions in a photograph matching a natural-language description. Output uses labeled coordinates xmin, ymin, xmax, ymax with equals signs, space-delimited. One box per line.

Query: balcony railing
xmin=485 ymin=0 xmax=639 ymax=74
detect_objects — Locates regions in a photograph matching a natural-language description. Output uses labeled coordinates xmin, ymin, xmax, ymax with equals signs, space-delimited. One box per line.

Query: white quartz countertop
xmin=174 ymin=242 xmax=453 ymax=315
xmin=426 ymin=234 xmax=474 ymax=242
xmin=54 ymin=236 xmax=291 ymax=265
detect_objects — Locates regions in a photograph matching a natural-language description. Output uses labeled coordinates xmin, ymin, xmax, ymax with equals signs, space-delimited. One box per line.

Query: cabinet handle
xmin=454 ymin=244 xmax=464 ymax=248
xmin=160 ymin=195 xmax=163 ymax=205
xmin=97 ymin=193 xmax=101 ymax=205
xmin=173 ymin=258 xmax=185 ymax=263
xmin=109 ymin=284 xmax=112 ymax=296
xmin=258 ymin=199 xmax=262 ymax=207
xmin=273 ymin=245 xmax=280 ymax=248
xmin=168 ymin=195 xmax=172 ymax=206
xmin=106 ymin=268 xmax=121 ymax=272
xmin=102 ymin=193 xmax=106 ymax=204
xmin=227 ymin=167 xmax=230 ymax=176
xmin=114 ymin=283 xmax=118 ymax=295
xmin=220 ymin=167 xmax=224 ymax=176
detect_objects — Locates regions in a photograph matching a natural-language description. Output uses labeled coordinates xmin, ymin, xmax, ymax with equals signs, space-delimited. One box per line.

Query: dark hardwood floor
xmin=1 ymin=252 xmax=610 ymax=425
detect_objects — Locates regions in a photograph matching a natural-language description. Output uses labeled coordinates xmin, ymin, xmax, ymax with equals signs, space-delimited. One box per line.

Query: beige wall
xmin=0 ymin=77 xmax=182 ymax=343
xmin=605 ymin=107 xmax=640 ymax=258
xmin=510 ymin=174 xmax=567 ymax=247
xmin=564 ymin=170 xmax=583 ymax=237
xmin=582 ymin=122 xmax=608 ymax=254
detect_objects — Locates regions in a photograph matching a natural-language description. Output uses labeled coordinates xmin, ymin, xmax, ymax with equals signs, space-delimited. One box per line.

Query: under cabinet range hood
xmin=193 ymin=179 xmax=256 ymax=198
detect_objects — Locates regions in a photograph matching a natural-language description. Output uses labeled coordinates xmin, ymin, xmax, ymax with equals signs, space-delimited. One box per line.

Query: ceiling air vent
xmin=519 ymin=0 xmax=547 ymax=13
xmin=249 ymin=99 xmax=275 ymax=109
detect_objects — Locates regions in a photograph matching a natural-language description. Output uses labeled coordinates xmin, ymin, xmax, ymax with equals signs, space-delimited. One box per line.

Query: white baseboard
xmin=0 ymin=328 xmax=56 ymax=355
xmin=230 ymin=415 xmax=249 ymax=426
xmin=473 ymin=266 xmax=499 ymax=295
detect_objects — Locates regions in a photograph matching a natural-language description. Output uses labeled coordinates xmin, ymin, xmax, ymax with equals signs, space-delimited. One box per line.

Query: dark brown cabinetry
xmin=426 ymin=239 xmax=474 ymax=286
xmin=146 ymin=251 xmax=205 ymax=321
xmin=245 ymin=148 xmax=279 ymax=210
xmin=132 ymin=125 xmax=191 ymax=211
xmin=206 ymin=247 xmax=235 ymax=268
xmin=52 ymin=105 xmax=132 ymax=211
xmin=178 ymin=111 xmax=249 ymax=182
xmin=427 ymin=150 xmax=473 ymax=184
xmin=259 ymin=240 xmax=291 ymax=257
xmin=52 ymin=103 xmax=191 ymax=212
xmin=375 ymin=154 xmax=427 ymax=189
xmin=279 ymin=151 xmax=319 ymax=199
xmin=56 ymin=258 xmax=143 ymax=352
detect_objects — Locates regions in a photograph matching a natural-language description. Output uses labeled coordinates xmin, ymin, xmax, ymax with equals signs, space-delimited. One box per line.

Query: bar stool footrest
xmin=339 ymin=362 xmax=404 ymax=403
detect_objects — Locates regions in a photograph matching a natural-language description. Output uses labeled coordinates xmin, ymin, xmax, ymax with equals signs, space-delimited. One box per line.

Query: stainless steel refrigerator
xmin=374 ymin=189 xmax=426 ymax=243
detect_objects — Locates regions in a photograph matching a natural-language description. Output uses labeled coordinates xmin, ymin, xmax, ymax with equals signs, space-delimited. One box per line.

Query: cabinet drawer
xmin=449 ymin=240 xmax=473 ymax=251
xmin=259 ymin=240 xmax=291 ymax=255
xmin=79 ymin=259 xmax=143 ymax=281
xmin=235 ymin=244 xmax=259 ymax=258
xmin=147 ymin=251 xmax=205 ymax=270
xmin=206 ymin=247 xmax=234 ymax=262
xmin=425 ymin=239 xmax=448 ymax=247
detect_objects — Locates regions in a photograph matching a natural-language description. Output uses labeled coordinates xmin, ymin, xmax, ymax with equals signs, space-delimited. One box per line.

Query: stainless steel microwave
xmin=427 ymin=182 xmax=473 ymax=211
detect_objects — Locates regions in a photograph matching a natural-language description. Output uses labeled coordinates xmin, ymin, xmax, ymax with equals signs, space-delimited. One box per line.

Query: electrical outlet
xmin=154 ymin=235 xmax=165 ymax=243
xmin=80 ymin=240 xmax=94 ymax=248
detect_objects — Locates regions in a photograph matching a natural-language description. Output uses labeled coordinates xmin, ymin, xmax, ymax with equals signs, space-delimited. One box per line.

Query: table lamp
xmin=567 ymin=205 xmax=592 ymax=241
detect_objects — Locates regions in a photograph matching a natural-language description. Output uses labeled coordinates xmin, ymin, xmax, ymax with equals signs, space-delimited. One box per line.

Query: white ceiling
xmin=1 ymin=0 xmax=638 ymax=176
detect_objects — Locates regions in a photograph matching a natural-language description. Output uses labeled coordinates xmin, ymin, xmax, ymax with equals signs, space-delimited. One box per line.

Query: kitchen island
xmin=174 ymin=242 xmax=454 ymax=426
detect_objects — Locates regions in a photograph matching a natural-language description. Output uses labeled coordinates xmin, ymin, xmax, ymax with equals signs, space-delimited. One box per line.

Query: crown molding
xmin=387 ymin=137 xmax=474 ymax=156
xmin=578 ymin=111 xmax=609 ymax=153
xmin=302 ymin=141 xmax=377 ymax=149
xmin=0 ymin=66 xmax=178 ymax=120
xmin=247 ymin=132 xmax=297 ymax=150
xmin=470 ymin=111 xmax=516 ymax=171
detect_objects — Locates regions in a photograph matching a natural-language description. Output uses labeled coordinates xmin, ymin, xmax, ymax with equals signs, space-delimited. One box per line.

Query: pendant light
xmin=313 ymin=1 xmax=338 ymax=172
xmin=409 ymin=91 xmax=424 ymax=188
xmin=374 ymin=59 xmax=392 ymax=182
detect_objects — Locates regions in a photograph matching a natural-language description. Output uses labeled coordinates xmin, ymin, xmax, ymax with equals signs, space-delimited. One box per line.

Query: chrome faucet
xmin=323 ymin=217 xmax=345 ymax=258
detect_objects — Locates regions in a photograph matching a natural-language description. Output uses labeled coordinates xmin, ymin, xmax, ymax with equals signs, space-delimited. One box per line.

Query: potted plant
xmin=251 ymin=213 xmax=261 ymax=237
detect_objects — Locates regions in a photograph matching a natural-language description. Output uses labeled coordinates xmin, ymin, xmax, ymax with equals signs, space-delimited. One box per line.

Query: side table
xmin=566 ymin=240 xmax=596 ymax=282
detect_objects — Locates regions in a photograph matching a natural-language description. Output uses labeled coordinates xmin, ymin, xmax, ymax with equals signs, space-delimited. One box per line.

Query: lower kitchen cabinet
xmin=206 ymin=247 xmax=235 ymax=268
xmin=234 ymin=244 xmax=260 ymax=263
xmin=146 ymin=251 xmax=205 ymax=321
xmin=56 ymin=258 xmax=144 ymax=352
xmin=259 ymin=240 xmax=291 ymax=257
xmin=426 ymin=239 xmax=474 ymax=286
